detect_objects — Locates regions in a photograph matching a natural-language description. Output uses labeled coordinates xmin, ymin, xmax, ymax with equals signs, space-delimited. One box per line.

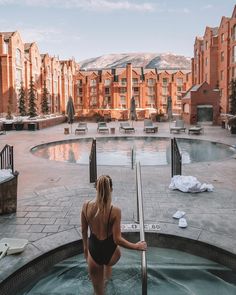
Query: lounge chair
xmin=170 ymin=119 xmax=186 ymax=133
xmin=143 ymin=119 xmax=158 ymax=133
xmin=188 ymin=125 xmax=204 ymax=135
xmin=75 ymin=122 xmax=88 ymax=134
xmin=97 ymin=122 xmax=109 ymax=133
xmin=119 ymin=122 xmax=135 ymax=133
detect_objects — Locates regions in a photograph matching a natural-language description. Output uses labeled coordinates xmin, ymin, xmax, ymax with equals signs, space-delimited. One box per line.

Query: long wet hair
xmin=95 ymin=175 xmax=113 ymax=217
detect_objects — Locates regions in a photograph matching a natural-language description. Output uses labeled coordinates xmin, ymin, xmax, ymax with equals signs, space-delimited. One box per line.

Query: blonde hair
xmin=95 ymin=175 xmax=112 ymax=216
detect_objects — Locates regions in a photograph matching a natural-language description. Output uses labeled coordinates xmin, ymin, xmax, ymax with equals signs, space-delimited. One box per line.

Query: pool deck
xmin=0 ymin=121 xmax=236 ymax=284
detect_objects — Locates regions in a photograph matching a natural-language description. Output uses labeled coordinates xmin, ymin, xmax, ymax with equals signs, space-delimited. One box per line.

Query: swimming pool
xmin=31 ymin=137 xmax=235 ymax=166
xmin=19 ymin=247 xmax=236 ymax=295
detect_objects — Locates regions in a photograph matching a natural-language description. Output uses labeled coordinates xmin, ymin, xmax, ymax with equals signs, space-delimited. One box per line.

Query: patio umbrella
xmin=130 ymin=96 xmax=137 ymax=125
xmin=66 ymin=96 xmax=75 ymax=134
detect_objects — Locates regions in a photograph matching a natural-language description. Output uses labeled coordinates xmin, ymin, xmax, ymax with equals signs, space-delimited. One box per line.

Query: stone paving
xmin=0 ymin=121 xmax=236 ymax=284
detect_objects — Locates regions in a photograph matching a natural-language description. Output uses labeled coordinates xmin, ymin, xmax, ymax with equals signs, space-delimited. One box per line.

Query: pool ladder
xmin=135 ymin=162 xmax=147 ymax=295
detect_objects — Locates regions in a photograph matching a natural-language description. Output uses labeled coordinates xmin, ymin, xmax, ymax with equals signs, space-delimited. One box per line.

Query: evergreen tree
xmin=18 ymin=82 xmax=27 ymax=116
xmin=229 ymin=78 xmax=236 ymax=115
xmin=28 ymin=76 xmax=37 ymax=117
xmin=41 ymin=81 xmax=49 ymax=114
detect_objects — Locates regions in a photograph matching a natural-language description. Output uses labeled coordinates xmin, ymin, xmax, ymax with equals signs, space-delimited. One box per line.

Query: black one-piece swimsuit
xmin=85 ymin=202 xmax=117 ymax=265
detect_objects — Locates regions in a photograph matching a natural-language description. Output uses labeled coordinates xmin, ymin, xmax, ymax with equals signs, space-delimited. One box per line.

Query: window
xmin=232 ymin=25 xmax=236 ymax=41
xmin=176 ymin=78 xmax=183 ymax=86
xmin=147 ymin=95 xmax=155 ymax=105
xmin=78 ymin=79 xmax=83 ymax=86
xmin=221 ymin=51 xmax=224 ymax=62
xmin=148 ymin=87 xmax=154 ymax=95
xmin=54 ymin=81 xmax=58 ymax=94
xmin=105 ymin=87 xmax=110 ymax=95
xmin=90 ymin=79 xmax=96 ymax=86
xmin=15 ymin=68 xmax=22 ymax=88
xmin=132 ymin=78 xmax=138 ymax=86
xmin=16 ymin=49 xmax=21 ymax=66
xmin=133 ymin=87 xmax=139 ymax=93
xmin=147 ymin=78 xmax=155 ymax=86
xmin=3 ymin=41 xmax=8 ymax=54
xmin=162 ymin=87 xmax=168 ymax=95
xmin=220 ymin=70 xmax=224 ymax=81
xmin=233 ymin=46 xmax=236 ymax=63
xmin=121 ymin=78 xmax=127 ymax=86
xmin=162 ymin=78 xmax=168 ymax=86
xmin=205 ymin=41 xmax=208 ymax=50
xmin=120 ymin=96 xmax=126 ymax=107
xmin=177 ymin=86 xmax=182 ymax=92
xmin=221 ymin=33 xmax=225 ymax=43
xmin=104 ymin=79 xmax=111 ymax=86
xmin=120 ymin=87 xmax=126 ymax=94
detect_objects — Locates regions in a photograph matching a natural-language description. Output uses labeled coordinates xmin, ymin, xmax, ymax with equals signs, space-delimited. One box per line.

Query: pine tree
xmin=229 ymin=78 xmax=236 ymax=115
xmin=28 ymin=77 xmax=37 ymax=117
xmin=41 ymin=81 xmax=49 ymax=114
xmin=18 ymin=82 xmax=27 ymax=116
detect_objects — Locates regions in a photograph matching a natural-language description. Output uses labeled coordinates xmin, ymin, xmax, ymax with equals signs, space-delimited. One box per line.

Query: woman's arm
xmin=81 ymin=202 xmax=89 ymax=260
xmin=113 ymin=207 xmax=147 ymax=251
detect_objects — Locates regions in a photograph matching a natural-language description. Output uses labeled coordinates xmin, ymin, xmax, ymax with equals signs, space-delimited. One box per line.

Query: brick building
xmin=0 ymin=31 xmax=76 ymax=116
xmin=0 ymin=30 xmax=192 ymax=120
xmin=75 ymin=63 xmax=192 ymax=120
xmin=192 ymin=5 xmax=236 ymax=114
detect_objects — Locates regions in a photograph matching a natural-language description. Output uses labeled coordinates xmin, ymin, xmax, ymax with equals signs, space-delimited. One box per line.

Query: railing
xmin=171 ymin=137 xmax=182 ymax=177
xmin=89 ymin=138 xmax=97 ymax=183
xmin=135 ymin=162 xmax=147 ymax=295
xmin=0 ymin=144 xmax=14 ymax=173
xmin=131 ymin=146 xmax=135 ymax=170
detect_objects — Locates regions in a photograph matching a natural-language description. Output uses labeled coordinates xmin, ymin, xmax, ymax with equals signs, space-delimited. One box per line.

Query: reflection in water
xmin=32 ymin=137 xmax=235 ymax=166
xmin=20 ymin=247 xmax=236 ymax=295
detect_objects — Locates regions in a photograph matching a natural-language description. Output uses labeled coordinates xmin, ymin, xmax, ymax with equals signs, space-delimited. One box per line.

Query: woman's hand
xmin=135 ymin=241 xmax=147 ymax=251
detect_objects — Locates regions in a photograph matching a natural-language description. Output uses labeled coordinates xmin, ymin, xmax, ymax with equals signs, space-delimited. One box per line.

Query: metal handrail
xmin=0 ymin=144 xmax=14 ymax=173
xmin=136 ymin=161 xmax=147 ymax=295
xmin=171 ymin=137 xmax=182 ymax=177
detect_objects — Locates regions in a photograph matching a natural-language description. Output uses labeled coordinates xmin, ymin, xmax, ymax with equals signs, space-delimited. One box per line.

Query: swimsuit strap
xmin=107 ymin=206 xmax=113 ymax=238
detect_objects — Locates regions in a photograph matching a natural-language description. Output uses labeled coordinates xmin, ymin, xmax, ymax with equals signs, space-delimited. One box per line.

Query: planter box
xmin=230 ymin=126 xmax=236 ymax=134
xmin=0 ymin=172 xmax=18 ymax=215
xmin=14 ymin=123 xmax=24 ymax=131
xmin=3 ymin=122 xmax=13 ymax=131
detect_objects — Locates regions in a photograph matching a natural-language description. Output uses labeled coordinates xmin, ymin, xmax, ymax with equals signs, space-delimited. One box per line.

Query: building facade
xmin=0 ymin=30 xmax=192 ymax=120
xmin=75 ymin=64 xmax=192 ymax=120
xmin=0 ymin=31 xmax=76 ymax=117
xmin=192 ymin=5 xmax=236 ymax=114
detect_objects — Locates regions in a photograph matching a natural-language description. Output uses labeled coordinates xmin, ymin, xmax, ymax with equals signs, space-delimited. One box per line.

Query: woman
xmin=81 ymin=175 xmax=147 ymax=295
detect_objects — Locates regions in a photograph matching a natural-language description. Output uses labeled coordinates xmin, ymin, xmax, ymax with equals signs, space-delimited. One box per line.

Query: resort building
xmin=75 ymin=64 xmax=192 ymax=120
xmin=0 ymin=31 xmax=76 ymax=116
xmin=0 ymin=30 xmax=192 ymax=120
xmin=192 ymin=5 xmax=236 ymax=114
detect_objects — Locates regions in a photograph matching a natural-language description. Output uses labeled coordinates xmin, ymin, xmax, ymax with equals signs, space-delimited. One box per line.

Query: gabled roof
xmin=24 ymin=43 xmax=33 ymax=51
xmin=0 ymin=31 xmax=15 ymax=41
xmin=182 ymin=82 xmax=205 ymax=99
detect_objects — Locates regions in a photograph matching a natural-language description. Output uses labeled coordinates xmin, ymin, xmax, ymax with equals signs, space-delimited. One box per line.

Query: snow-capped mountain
xmin=79 ymin=53 xmax=191 ymax=70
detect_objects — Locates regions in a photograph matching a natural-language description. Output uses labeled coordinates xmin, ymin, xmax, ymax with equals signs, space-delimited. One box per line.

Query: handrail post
xmin=89 ymin=138 xmax=97 ymax=183
xmin=171 ymin=138 xmax=182 ymax=177
xmin=136 ymin=161 xmax=147 ymax=295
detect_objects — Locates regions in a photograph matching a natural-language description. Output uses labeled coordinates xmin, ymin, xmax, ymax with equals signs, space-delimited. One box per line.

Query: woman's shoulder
xmin=82 ymin=199 xmax=94 ymax=211
xmin=111 ymin=205 xmax=121 ymax=215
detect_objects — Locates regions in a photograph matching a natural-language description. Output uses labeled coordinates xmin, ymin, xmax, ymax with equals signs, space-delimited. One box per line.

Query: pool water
xmin=19 ymin=247 xmax=236 ymax=295
xmin=31 ymin=137 xmax=235 ymax=166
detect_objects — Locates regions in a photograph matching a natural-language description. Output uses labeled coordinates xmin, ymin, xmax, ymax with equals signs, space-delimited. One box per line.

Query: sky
xmin=0 ymin=0 xmax=235 ymax=62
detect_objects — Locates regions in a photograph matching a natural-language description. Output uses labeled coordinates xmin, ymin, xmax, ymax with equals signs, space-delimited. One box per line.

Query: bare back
xmin=84 ymin=200 xmax=116 ymax=240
